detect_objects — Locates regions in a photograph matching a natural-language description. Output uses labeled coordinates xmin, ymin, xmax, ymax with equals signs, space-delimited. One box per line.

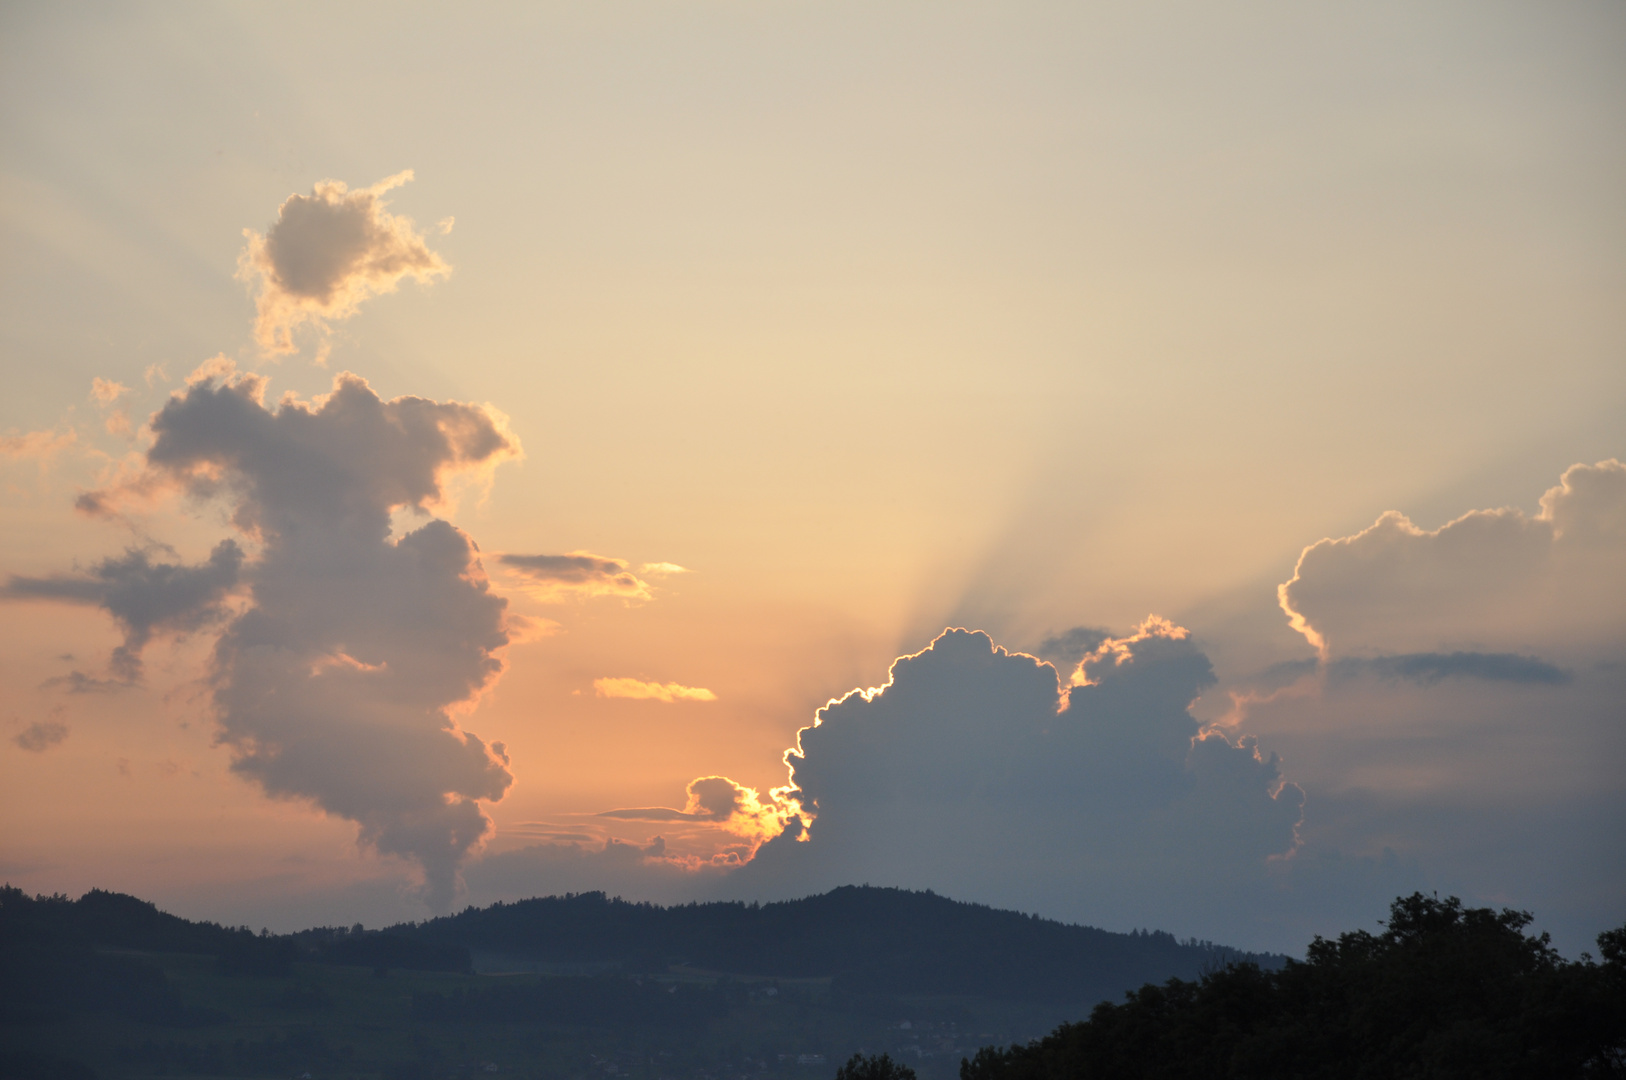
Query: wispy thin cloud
xmin=593 ymin=677 xmax=716 ymax=703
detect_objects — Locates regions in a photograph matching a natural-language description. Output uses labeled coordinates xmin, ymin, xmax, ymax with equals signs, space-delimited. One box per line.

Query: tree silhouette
xmin=961 ymin=893 xmax=1626 ymax=1079
xmin=836 ymin=1052 xmax=917 ymax=1080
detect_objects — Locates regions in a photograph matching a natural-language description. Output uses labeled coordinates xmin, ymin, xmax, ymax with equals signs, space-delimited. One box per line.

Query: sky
xmin=1 ymin=1 xmax=1622 ymax=957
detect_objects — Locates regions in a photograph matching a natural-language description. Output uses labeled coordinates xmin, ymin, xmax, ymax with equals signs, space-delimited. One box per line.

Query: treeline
xmin=399 ymin=885 xmax=1282 ymax=1008
xmin=0 ymin=888 xmax=230 ymax=1029
xmin=960 ymin=893 xmax=1626 ymax=1079
xmin=0 ymin=884 xmax=470 ymax=1031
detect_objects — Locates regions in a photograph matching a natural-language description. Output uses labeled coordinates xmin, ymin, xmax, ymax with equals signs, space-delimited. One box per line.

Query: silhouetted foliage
xmin=0 ymin=886 xmax=228 ymax=1028
xmin=959 ymin=893 xmax=1626 ymax=1080
xmin=836 ymin=1052 xmax=918 ymax=1080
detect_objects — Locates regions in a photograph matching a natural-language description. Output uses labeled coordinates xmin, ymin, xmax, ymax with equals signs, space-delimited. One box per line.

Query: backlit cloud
xmin=593 ymin=677 xmax=717 ymax=703
xmin=57 ymin=368 xmax=521 ymax=911
xmin=599 ymin=776 xmax=789 ymax=849
xmin=731 ymin=620 xmax=1303 ymax=938
xmin=239 ymin=171 xmax=449 ymax=354
xmin=1221 ymin=460 xmax=1626 ymax=952
xmin=1279 ymin=459 xmax=1626 ymax=661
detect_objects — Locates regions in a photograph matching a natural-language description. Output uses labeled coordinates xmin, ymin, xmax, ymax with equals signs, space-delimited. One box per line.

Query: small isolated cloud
xmin=593 ymin=678 xmax=717 ymax=703
xmin=3 ymin=540 xmax=244 ymax=684
xmin=1279 ymin=459 xmax=1626 ymax=660
xmin=239 ymin=171 xmax=448 ymax=354
xmin=499 ymin=552 xmax=655 ymax=602
xmin=14 ymin=719 xmax=68 ymax=752
xmin=640 ymin=562 xmax=689 ymax=577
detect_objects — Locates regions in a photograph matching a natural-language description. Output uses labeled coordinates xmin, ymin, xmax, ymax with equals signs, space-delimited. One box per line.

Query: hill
xmin=395 ymin=886 xmax=1282 ymax=1008
xmin=0 ymin=882 xmax=1282 ymax=1079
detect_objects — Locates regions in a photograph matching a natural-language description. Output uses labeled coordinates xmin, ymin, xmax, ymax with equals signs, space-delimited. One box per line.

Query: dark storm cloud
xmin=3 ymin=540 xmax=244 ymax=683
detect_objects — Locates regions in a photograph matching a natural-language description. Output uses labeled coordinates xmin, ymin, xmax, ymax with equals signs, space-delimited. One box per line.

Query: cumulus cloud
xmin=13 ymin=718 xmax=68 ymax=752
xmin=1279 ymin=460 xmax=1626 ymax=660
xmin=239 ymin=171 xmax=449 ymax=354
xmin=60 ymin=368 xmax=521 ymax=911
xmin=593 ymin=678 xmax=717 ymax=703
xmin=1208 ymin=461 xmax=1626 ymax=952
xmin=726 ymin=620 xmax=1302 ymax=938
xmin=2 ymin=540 xmax=244 ymax=683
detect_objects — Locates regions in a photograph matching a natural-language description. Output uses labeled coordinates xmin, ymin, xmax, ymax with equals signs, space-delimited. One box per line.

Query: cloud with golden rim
xmin=239 ymin=171 xmax=449 ymax=355
xmin=1278 ymin=459 xmax=1626 ymax=661
xmin=730 ymin=622 xmax=1302 ymax=934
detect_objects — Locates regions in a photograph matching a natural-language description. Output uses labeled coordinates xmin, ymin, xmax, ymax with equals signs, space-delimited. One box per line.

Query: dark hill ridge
xmin=2 ymin=883 xmax=1284 ymax=1012
xmin=395 ymin=886 xmax=1286 ymax=1007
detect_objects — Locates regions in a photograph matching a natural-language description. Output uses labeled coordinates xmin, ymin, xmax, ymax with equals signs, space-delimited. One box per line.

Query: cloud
xmin=1029 ymin=625 xmax=1111 ymax=673
xmin=90 ymin=378 xmax=130 ymax=404
xmin=599 ymin=776 xmax=789 ymax=848
xmin=1330 ymin=651 xmax=1570 ymax=686
xmin=728 ymin=620 xmax=1303 ymax=939
xmin=1279 ymin=460 xmax=1626 ymax=660
xmin=60 ymin=368 xmax=521 ymax=911
xmin=499 ymin=552 xmax=655 ymax=602
xmin=1245 ymin=651 xmax=1570 ymax=693
xmin=13 ymin=719 xmax=68 ymax=752
xmin=239 ymin=171 xmax=449 ymax=354
xmin=593 ymin=678 xmax=717 ymax=703
xmin=3 ymin=540 xmax=244 ymax=683
xmin=1214 ymin=461 xmax=1626 ymax=953
xmin=0 ymin=428 xmax=76 ymax=462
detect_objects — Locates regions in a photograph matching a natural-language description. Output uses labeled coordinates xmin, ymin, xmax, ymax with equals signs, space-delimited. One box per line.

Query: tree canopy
xmin=960 ymin=893 xmax=1626 ymax=1079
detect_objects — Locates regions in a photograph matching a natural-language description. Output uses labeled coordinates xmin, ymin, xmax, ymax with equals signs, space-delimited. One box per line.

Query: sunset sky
xmin=2 ymin=2 xmax=1622 ymax=956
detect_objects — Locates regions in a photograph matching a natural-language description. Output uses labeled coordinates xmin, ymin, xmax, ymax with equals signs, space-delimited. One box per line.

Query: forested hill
xmin=394 ymin=886 xmax=1285 ymax=1007
xmin=2 ymin=883 xmax=1285 ymax=1012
